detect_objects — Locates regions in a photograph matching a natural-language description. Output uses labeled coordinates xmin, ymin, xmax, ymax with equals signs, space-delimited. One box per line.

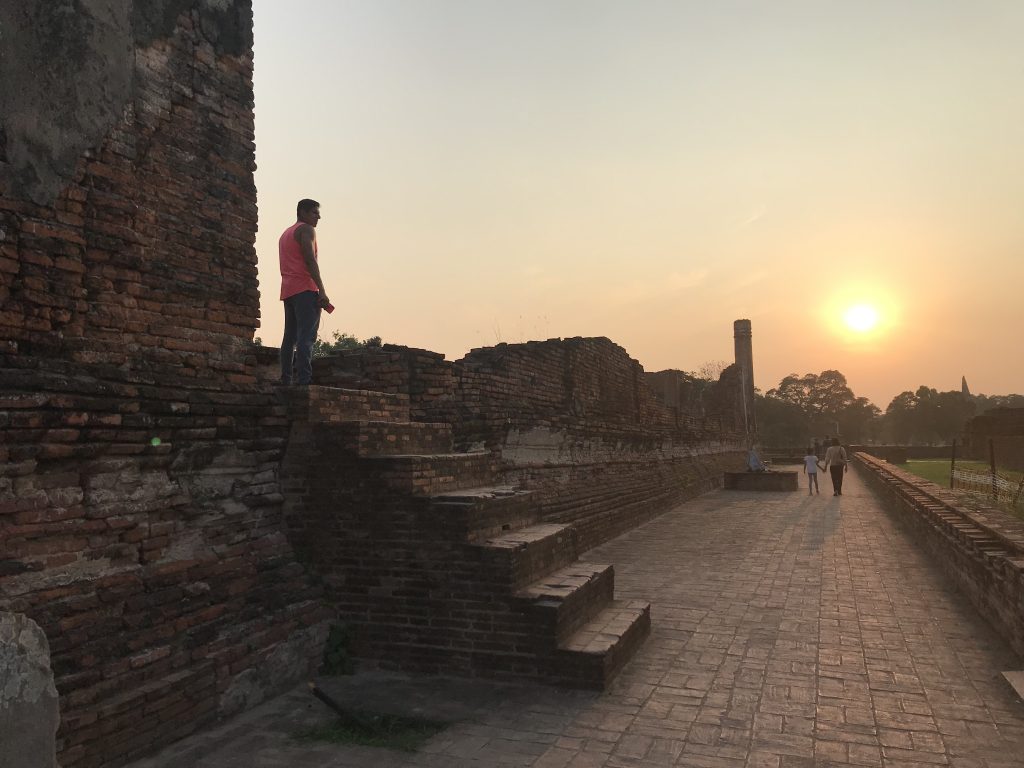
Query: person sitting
xmin=747 ymin=448 xmax=768 ymax=472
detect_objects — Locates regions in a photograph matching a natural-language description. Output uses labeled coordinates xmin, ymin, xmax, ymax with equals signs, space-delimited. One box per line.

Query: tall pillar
xmin=733 ymin=319 xmax=756 ymax=435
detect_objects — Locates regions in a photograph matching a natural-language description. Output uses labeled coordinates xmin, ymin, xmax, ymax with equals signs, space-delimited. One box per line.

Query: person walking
xmin=803 ymin=448 xmax=823 ymax=495
xmin=279 ymin=199 xmax=331 ymax=386
xmin=823 ymin=437 xmax=848 ymax=495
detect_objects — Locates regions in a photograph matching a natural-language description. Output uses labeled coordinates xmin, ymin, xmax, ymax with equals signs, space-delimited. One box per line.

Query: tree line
xmin=709 ymin=368 xmax=1023 ymax=449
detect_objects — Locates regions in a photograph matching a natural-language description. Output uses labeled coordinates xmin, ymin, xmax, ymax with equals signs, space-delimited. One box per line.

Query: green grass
xmin=902 ymin=459 xmax=1022 ymax=487
xmin=902 ymin=459 xmax=1024 ymax=519
xmin=901 ymin=459 xmax=985 ymax=487
xmin=296 ymin=713 xmax=448 ymax=752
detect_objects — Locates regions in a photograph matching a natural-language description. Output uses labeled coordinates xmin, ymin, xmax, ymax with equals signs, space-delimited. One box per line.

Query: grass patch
xmin=296 ymin=713 xmax=448 ymax=752
xmin=902 ymin=459 xmax=1023 ymax=487
xmin=901 ymin=459 xmax=984 ymax=486
xmin=901 ymin=459 xmax=1024 ymax=520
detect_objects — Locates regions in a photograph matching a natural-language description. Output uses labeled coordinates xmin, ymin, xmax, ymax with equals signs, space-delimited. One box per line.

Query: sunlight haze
xmin=251 ymin=0 xmax=1024 ymax=409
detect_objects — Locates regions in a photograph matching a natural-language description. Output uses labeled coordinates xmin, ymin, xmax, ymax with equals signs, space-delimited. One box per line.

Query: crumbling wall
xmin=262 ymin=336 xmax=744 ymax=681
xmin=0 ymin=4 xmax=327 ymax=767
xmin=443 ymin=339 xmax=746 ymax=549
xmin=303 ymin=337 xmax=748 ymax=552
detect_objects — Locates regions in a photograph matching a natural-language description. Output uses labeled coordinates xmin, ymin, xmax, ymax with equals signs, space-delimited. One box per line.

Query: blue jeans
xmin=280 ymin=291 xmax=321 ymax=385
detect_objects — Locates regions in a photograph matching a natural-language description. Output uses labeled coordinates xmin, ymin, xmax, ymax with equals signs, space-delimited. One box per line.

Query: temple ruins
xmin=0 ymin=3 xmax=753 ymax=765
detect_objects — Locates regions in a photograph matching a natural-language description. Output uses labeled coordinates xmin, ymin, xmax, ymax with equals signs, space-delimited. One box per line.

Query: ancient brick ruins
xmin=963 ymin=407 xmax=1024 ymax=472
xmin=1 ymin=3 xmax=749 ymax=766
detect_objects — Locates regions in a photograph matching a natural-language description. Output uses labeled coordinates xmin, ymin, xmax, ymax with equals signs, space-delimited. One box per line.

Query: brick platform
xmin=278 ymin=385 xmax=651 ymax=690
xmin=126 ymin=465 xmax=1024 ymax=768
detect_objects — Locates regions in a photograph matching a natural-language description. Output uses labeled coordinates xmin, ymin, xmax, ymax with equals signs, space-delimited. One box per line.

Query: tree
xmin=882 ymin=386 xmax=975 ymax=444
xmin=312 ymin=331 xmax=383 ymax=357
xmin=755 ymin=392 xmax=810 ymax=449
xmin=762 ymin=370 xmax=880 ymax=446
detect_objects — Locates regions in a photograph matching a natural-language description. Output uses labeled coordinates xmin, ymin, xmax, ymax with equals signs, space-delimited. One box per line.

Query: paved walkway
xmin=129 ymin=466 xmax=1024 ymax=768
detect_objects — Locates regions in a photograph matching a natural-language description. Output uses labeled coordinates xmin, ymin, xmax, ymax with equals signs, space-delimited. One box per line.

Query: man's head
xmin=296 ymin=199 xmax=321 ymax=226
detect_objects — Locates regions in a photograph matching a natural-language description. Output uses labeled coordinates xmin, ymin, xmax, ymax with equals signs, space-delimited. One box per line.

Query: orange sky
xmin=251 ymin=1 xmax=1023 ymax=409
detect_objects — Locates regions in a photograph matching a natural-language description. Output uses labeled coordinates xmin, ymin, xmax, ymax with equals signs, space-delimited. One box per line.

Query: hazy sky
xmin=251 ymin=1 xmax=1023 ymax=408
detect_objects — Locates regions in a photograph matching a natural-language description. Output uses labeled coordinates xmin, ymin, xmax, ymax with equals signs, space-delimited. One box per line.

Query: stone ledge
xmin=723 ymin=471 xmax=798 ymax=491
xmin=855 ymin=452 xmax=1024 ymax=659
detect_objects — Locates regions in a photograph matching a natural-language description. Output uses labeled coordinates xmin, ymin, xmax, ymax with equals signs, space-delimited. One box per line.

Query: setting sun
xmin=844 ymin=304 xmax=879 ymax=333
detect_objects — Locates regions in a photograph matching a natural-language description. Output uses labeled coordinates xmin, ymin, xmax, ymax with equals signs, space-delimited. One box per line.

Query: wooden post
xmin=949 ymin=439 xmax=957 ymax=489
xmin=989 ymin=439 xmax=997 ymax=502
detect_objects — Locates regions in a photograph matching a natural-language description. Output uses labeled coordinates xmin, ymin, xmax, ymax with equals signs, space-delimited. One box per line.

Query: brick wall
xmin=304 ymin=340 xmax=748 ymax=546
xmin=270 ymin=338 xmax=746 ymax=677
xmin=854 ymin=452 xmax=1024 ymax=659
xmin=1 ymin=3 xmax=754 ymax=760
xmin=1 ymin=4 xmax=327 ymax=767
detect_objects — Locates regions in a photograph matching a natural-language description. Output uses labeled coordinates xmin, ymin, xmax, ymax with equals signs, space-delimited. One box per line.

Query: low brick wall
xmin=854 ymin=452 xmax=1024 ymax=659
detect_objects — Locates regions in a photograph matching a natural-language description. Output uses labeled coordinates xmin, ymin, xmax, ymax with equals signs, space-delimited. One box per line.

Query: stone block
xmin=0 ymin=612 xmax=60 ymax=768
xmin=723 ymin=471 xmax=799 ymax=491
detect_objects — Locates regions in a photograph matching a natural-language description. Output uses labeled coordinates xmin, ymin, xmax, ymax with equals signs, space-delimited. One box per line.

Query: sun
xmin=844 ymin=304 xmax=879 ymax=333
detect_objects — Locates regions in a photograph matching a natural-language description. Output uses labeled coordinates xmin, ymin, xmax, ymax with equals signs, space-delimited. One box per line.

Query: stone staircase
xmin=279 ymin=385 xmax=650 ymax=689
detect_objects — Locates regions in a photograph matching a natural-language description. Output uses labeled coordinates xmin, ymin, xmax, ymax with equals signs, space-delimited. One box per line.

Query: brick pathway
xmin=128 ymin=466 xmax=1024 ymax=768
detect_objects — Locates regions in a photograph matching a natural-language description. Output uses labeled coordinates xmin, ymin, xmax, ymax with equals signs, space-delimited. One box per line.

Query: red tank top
xmin=279 ymin=221 xmax=319 ymax=300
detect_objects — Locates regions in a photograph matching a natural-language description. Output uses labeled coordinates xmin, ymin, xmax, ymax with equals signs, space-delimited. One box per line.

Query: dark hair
xmin=807 ymin=447 xmax=814 ymax=455
xmin=831 ymin=437 xmax=840 ymax=446
xmin=296 ymin=199 xmax=320 ymax=217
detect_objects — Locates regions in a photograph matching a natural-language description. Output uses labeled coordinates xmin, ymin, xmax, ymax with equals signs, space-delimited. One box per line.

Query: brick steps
xmin=311 ymin=420 xmax=453 ymax=457
xmin=280 ymin=383 xmax=651 ymax=691
xmin=516 ymin=562 xmax=615 ymax=646
xmin=361 ymin=452 xmax=498 ymax=495
xmin=429 ymin=486 xmax=538 ymax=541
xmin=474 ymin=523 xmax=580 ymax=591
xmin=552 ymin=599 xmax=652 ymax=689
xmin=541 ymin=473 xmax=684 ymax=522
xmin=279 ymin=385 xmax=411 ymax=423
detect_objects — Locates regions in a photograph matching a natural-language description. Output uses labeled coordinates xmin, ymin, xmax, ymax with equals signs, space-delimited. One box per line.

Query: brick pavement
xmin=128 ymin=465 xmax=1024 ymax=768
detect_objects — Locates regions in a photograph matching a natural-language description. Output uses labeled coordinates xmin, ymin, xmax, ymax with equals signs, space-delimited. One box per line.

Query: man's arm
xmin=296 ymin=224 xmax=330 ymax=307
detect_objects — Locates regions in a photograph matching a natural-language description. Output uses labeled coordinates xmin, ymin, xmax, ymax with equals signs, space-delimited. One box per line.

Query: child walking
xmin=803 ymin=448 xmax=822 ymax=495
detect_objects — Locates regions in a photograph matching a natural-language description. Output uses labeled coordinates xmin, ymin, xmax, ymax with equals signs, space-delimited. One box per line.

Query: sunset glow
xmin=844 ymin=305 xmax=879 ymax=334
xmin=251 ymin=1 xmax=1024 ymax=408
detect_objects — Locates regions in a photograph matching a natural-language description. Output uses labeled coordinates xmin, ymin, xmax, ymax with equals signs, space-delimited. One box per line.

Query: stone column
xmin=0 ymin=612 xmax=60 ymax=768
xmin=733 ymin=319 xmax=756 ymax=435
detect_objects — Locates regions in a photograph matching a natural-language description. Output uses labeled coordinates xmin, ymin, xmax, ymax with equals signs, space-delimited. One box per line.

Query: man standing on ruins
xmin=279 ymin=199 xmax=331 ymax=385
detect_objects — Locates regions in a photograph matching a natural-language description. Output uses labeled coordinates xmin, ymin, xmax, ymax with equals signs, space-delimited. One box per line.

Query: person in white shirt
xmin=823 ymin=438 xmax=849 ymax=496
xmin=803 ymin=449 xmax=823 ymax=495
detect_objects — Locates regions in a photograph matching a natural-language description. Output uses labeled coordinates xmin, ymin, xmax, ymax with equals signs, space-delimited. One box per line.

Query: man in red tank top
xmin=279 ymin=199 xmax=331 ymax=385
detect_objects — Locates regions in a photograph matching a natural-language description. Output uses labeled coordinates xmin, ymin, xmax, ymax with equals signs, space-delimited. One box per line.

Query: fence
xmin=952 ymin=468 xmax=1024 ymax=507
